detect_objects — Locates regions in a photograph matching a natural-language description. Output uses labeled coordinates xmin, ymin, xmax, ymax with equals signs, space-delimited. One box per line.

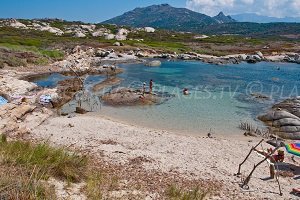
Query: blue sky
xmin=0 ymin=0 xmax=184 ymax=22
xmin=0 ymin=0 xmax=299 ymax=22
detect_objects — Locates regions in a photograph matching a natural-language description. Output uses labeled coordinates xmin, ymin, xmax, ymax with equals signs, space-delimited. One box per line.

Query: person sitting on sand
xmin=183 ymin=88 xmax=189 ymax=95
xmin=149 ymin=79 xmax=153 ymax=94
xmin=254 ymin=148 xmax=285 ymax=178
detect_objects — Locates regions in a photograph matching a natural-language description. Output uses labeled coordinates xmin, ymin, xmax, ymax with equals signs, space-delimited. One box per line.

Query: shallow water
xmin=32 ymin=61 xmax=300 ymax=135
xmin=99 ymin=60 xmax=300 ymax=135
xmin=29 ymin=73 xmax=73 ymax=88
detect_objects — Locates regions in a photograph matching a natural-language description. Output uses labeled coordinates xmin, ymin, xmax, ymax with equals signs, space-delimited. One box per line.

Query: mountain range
xmin=231 ymin=13 xmax=300 ymax=23
xmin=103 ymin=4 xmax=235 ymax=29
xmin=103 ymin=4 xmax=300 ymax=36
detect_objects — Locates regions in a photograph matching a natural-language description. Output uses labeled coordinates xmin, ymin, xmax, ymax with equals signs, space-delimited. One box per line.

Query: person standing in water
xmin=149 ymin=79 xmax=153 ymax=94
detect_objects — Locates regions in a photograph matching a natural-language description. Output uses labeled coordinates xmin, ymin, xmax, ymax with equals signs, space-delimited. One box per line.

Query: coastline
xmin=1 ymin=45 xmax=300 ymax=198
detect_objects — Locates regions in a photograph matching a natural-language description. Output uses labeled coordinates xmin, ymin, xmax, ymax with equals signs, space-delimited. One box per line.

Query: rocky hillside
xmin=213 ymin=12 xmax=236 ymax=23
xmin=103 ymin=4 xmax=300 ymax=36
xmin=103 ymin=4 xmax=233 ymax=29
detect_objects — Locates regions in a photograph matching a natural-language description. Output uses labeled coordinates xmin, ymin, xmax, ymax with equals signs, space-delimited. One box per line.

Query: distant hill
xmin=103 ymin=4 xmax=300 ymax=36
xmin=103 ymin=4 xmax=233 ymax=29
xmin=232 ymin=13 xmax=300 ymax=23
xmin=213 ymin=12 xmax=236 ymax=23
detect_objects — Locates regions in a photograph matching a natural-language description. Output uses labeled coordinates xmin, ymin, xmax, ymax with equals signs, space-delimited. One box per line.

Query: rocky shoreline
xmin=1 ymin=44 xmax=299 ymax=137
xmin=1 ymin=43 xmax=300 ymax=199
xmin=259 ymin=97 xmax=300 ymax=140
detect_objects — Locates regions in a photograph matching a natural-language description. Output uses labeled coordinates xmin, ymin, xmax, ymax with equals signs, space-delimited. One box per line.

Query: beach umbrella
xmin=285 ymin=143 xmax=300 ymax=157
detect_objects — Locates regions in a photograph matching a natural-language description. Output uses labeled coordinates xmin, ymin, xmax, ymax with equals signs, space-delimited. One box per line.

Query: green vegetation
xmin=200 ymin=35 xmax=263 ymax=45
xmin=0 ymin=135 xmax=88 ymax=199
xmin=86 ymin=172 xmax=104 ymax=199
xmin=0 ymin=139 xmax=87 ymax=182
xmin=124 ymin=39 xmax=189 ymax=53
xmin=166 ymin=185 xmax=210 ymax=200
xmin=0 ymin=165 xmax=56 ymax=199
xmin=0 ymin=19 xmax=298 ymax=68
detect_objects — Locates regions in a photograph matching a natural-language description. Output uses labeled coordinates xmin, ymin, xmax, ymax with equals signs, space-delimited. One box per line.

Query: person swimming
xmin=183 ymin=88 xmax=189 ymax=95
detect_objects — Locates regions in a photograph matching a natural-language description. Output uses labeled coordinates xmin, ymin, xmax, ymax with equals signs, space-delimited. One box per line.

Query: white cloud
xmin=186 ymin=0 xmax=300 ymax=17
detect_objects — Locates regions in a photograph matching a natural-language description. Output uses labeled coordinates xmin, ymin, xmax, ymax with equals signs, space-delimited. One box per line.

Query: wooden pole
xmin=242 ymin=146 xmax=280 ymax=188
xmin=237 ymin=139 xmax=264 ymax=176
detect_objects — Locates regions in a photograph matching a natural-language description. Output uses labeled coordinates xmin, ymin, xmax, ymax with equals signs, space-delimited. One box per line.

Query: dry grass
xmin=0 ymin=134 xmax=87 ymax=199
xmin=166 ymin=185 xmax=210 ymax=200
xmin=239 ymin=122 xmax=271 ymax=138
xmin=0 ymin=164 xmax=56 ymax=199
xmin=0 ymin=139 xmax=87 ymax=182
xmin=0 ymin=135 xmax=221 ymax=199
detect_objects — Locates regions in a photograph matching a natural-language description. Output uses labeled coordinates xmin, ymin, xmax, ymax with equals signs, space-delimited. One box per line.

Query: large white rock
xmin=144 ymin=27 xmax=155 ymax=33
xmin=194 ymin=35 xmax=209 ymax=39
xmin=117 ymin=28 xmax=129 ymax=35
xmin=256 ymin=51 xmax=264 ymax=59
xmin=10 ymin=20 xmax=27 ymax=29
xmin=115 ymin=34 xmax=127 ymax=41
xmin=146 ymin=60 xmax=161 ymax=67
xmin=92 ymin=30 xmax=104 ymax=37
xmin=40 ymin=26 xmax=64 ymax=36
xmin=105 ymin=34 xmax=115 ymax=40
xmin=74 ymin=31 xmax=86 ymax=38
xmin=0 ymin=77 xmax=37 ymax=95
xmin=80 ymin=25 xmax=96 ymax=32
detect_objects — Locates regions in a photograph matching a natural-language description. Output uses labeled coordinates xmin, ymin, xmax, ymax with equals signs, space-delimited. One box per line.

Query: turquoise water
xmin=30 ymin=73 xmax=73 ymax=88
xmin=31 ymin=61 xmax=300 ymax=135
xmin=99 ymin=60 xmax=300 ymax=135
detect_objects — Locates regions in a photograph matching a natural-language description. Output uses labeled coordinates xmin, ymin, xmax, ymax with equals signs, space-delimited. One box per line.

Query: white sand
xmin=32 ymin=114 xmax=300 ymax=199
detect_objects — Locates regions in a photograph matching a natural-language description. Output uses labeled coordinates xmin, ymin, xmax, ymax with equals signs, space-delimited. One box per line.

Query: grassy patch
xmin=40 ymin=49 xmax=64 ymax=60
xmin=85 ymin=170 xmax=120 ymax=199
xmin=0 ymin=136 xmax=88 ymax=199
xmin=166 ymin=185 xmax=210 ymax=200
xmin=86 ymin=172 xmax=104 ymax=199
xmin=124 ymin=40 xmax=189 ymax=53
xmin=0 ymin=138 xmax=87 ymax=182
xmin=0 ymin=165 xmax=56 ymax=200
xmin=199 ymin=35 xmax=264 ymax=45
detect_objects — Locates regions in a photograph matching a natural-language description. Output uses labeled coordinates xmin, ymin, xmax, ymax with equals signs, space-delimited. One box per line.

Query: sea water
xmin=99 ymin=60 xmax=300 ymax=135
xmin=31 ymin=60 xmax=300 ymax=135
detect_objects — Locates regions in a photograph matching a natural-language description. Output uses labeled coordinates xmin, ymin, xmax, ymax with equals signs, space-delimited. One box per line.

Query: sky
xmin=0 ymin=0 xmax=299 ymax=22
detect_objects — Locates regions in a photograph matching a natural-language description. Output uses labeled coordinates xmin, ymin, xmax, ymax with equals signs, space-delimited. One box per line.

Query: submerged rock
xmin=146 ymin=60 xmax=161 ymax=67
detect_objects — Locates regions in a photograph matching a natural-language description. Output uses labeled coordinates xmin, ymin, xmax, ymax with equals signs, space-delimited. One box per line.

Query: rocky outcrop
xmin=92 ymin=28 xmax=110 ymax=37
xmin=40 ymin=26 xmax=64 ymax=36
xmin=53 ymin=78 xmax=83 ymax=108
xmin=144 ymin=27 xmax=155 ymax=33
xmin=102 ymin=88 xmax=162 ymax=106
xmin=0 ymin=71 xmax=38 ymax=96
xmin=0 ymin=103 xmax=52 ymax=137
xmin=146 ymin=60 xmax=161 ymax=67
xmin=8 ymin=19 xmax=27 ymax=29
xmin=259 ymin=97 xmax=300 ymax=139
xmin=115 ymin=28 xmax=129 ymax=41
xmin=105 ymin=34 xmax=116 ymax=40
xmin=74 ymin=31 xmax=86 ymax=38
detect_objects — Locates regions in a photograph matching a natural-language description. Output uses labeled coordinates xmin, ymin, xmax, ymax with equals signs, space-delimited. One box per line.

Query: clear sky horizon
xmin=0 ymin=0 xmax=299 ymax=23
xmin=0 ymin=0 xmax=184 ymax=23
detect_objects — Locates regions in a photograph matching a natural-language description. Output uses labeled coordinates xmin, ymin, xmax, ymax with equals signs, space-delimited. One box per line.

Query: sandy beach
xmin=29 ymin=113 xmax=300 ymax=199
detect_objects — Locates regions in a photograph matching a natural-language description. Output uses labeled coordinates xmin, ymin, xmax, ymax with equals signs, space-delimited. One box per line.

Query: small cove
xmin=30 ymin=60 xmax=300 ymax=135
